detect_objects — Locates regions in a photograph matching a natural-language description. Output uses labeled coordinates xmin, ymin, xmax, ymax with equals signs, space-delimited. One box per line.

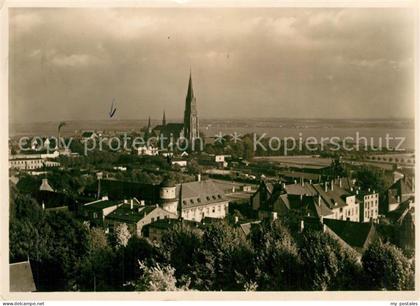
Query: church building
xmin=147 ymin=72 xmax=200 ymax=149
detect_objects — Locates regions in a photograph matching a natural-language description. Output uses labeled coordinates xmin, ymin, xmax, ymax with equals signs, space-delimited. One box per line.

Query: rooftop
xmin=9 ymin=261 xmax=36 ymax=292
xmin=323 ymin=218 xmax=377 ymax=251
xmin=83 ymin=199 xmax=122 ymax=210
xmin=177 ymin=180 xmax=227 ymax=208
xmin=106 ymin=204 xmax=157 ymax=223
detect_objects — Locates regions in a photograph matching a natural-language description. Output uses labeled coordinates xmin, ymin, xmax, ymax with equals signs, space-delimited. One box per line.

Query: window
xmin=151 ymin=217 xmax=155 ymax=222
xmin=212 ymin=207 xmax=216 ymax=213
xmin=190 ymin=199 xmax=194 ymax=204
xmin=157 ymin=216 xmax=160 ymax=220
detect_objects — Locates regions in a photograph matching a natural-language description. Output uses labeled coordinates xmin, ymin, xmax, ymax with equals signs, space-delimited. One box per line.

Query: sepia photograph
xmin=4 ymin=1 xmax=417 ymax=298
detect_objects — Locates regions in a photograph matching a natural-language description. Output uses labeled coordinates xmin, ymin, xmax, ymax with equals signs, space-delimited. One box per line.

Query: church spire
xmin=186 ymin=70 xmax=194 ymax=100
xmin=147 ymin=116 xmax=151 ymax=132
xmin=162 ymin=110 xmax=166 ymax=126
xmin=183 ymin=70 xmax=199 ymax=147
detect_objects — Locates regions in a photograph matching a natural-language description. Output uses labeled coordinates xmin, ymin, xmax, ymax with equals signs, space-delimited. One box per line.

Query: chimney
xmin=300 ymin=194 xmax=303 ymax=201
xmin=301 ymin=178 xmax=304 ymax=187
xmin=320 ymin=216 xmax=324 ymax=224
xmin=317 ymin=195 xmax=321 ymax=206
xmin=42 ymin=201 xmax=45 ymax=210
xmin=130 ymin=200 xmax=133 ymax=210
xmin=324 ymin=182 xmax=328 ymax=192
xmin=294 ymin=180 xmax=297 ymax=184
xmin=299 ymin=220 xmax=304 ymax=233
xmin=309 ymin=179 xmax=312 ymax=184
xmin=197 ymin=173 xmax=201 ymax=182
xmin=234 ymin=216 xmax=239 ymax=224
xmin=322 ymin=224 xmax=327 ymax=233
xmin=282 ymin=182 xmax=286 ymax=189
xmin=397 ymin=195 xmax=401 ymax=203
xmin=330 ymin=180 xmax=334 ymax=191
xmin=271 ymin=212 xmax=278 ymax=221
xmin=339 ymin=178 xmax=342 ymax=188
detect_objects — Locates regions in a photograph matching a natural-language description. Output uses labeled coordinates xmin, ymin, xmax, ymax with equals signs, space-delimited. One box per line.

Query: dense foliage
xmin=10 ymin=187 xmax=414 ymax=291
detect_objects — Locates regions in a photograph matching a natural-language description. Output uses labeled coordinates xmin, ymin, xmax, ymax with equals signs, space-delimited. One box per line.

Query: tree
xmin=354 ymin=168 xmax=387 ymax=193
xmin=186 ymin=159 xmax=201 ymax=176
xmin=88 ymin=227 xmax=109 ymax=251
xmin=362 ymin=241 xmax=414 ymax=290
xmin=161 ymin=224 xmax=203 ymax=288
xmin=250 ymin=220 xmax=302 ymax=291
xmin=114 ymin=223 xmax=132 ymax=248
xmin=122 ymin=236 xmax=163 ymax=284
xmin=135 ymin=261 xmax=189 ymax=291
xmin=192 ymin=221 xmax=252 ymax=290
xmin=298 ymin=230 xmax=361 ymax=291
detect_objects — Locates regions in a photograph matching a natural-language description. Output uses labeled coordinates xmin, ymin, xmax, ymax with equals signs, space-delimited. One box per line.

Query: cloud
xmin=8 ymin=8 xmax=415 ymax=122
xmin=10 ymin=11 xmax=43 ymax=31
xmin=50 ymin=53 xmax=102 ymax=68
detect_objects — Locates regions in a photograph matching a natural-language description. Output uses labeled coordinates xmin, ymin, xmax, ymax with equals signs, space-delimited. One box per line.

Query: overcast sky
xmin=9 ymin=7 xmax=414 ymax=123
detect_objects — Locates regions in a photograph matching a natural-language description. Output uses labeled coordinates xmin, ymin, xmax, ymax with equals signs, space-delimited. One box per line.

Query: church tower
xmin=183 ymin=71 xmax=199 ymax=145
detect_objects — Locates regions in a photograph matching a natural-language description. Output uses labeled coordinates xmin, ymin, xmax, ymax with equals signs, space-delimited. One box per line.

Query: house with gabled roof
xmin=251 ymin=179 xmax=360 ymax=222
xmin=9 ymin=260 xmax=37 ymax=292
xmin=386 ymin=176 xmax=415 ymax=212
xmin=323 ymin=218 xmax=379 ymax=254
xmin=82 ymin=196 xmax=126 ymax=226
xmin=105 ymin=202 xmax=177 ymax=237
xmin=176 ymin=179 xmax=229 ymax=222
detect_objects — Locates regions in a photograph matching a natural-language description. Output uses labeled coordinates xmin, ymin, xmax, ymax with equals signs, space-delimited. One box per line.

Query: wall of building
xmin=360 ymin=193 xmax=379 ymax=222
xmin=182 ymin=201 xmax=229 ymax=222
xmin=331 ymin=195 xmax=359 ymax=222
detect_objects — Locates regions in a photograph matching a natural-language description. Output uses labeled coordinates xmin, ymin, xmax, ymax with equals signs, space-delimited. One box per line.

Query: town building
xmin=105 ymin=202 xmax=178 ymax=237
xmin=82 ymin=196 xmax=126 ymax=226
xmin=171 ymin=158 xmax=188 ymax=168
xmin=100 ymin=176 xmax=229 ymax=223
xmin=9 ymin=157 xmax=60 ymax=170
xmin=251 ymin=179 xmax=360 ymax=222
xmin=357 ymin=190 xmax=379 ymax=223
xmin=137 ymin=145 xmax=159 ymax=156
xmin=158 ymin=177 xmax=229 ymax=222
xmin=385 ymin=176 xmax=415 ymax=212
